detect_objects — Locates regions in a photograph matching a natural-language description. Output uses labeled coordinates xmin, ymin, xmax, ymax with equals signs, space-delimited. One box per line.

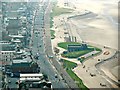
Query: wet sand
xmin=51 ymin=0 xmax=119 ymax=88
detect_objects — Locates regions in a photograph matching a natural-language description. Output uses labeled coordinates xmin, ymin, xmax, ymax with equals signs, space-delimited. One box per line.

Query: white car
xmin=11 ymin=73 xmax=14 ymax=77
xmin=55 ymin=74 xmax=58 ymax=78
xmin=49 ymin=55 xmax=53 ymax=59
xmin=100 ymin=82 xmax=107 ymax=87
xmin=8 ymin=80 xmax=11 ymax=83
xmin=0 ymin=66 xmax=2 ymax=71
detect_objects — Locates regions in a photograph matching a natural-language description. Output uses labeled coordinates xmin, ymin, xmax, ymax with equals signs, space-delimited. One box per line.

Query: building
xmin=6 ymin=18 xmax=22 ymax=35
xmin=0 ymin=51 xmax=15 ymax=62
xmin=2 ymin=31 xmax=11 ymax=41
xmin=19 ymin=73 xmax=52 ymax=89
xmin=9 ymin=34 xmax=25 ymax=48
xmin=0 ymin=41 xmax=16 ymax=61
xmin=11 ymin=57 xmax=39 ymax=76
xmin=67 ymin=43 xmax=88 ymax=52
xmin=20 ymin=73 xmax=44 ymax=82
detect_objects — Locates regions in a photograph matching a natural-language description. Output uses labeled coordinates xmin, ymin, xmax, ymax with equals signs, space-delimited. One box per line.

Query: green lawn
xmin=50 ymin=30 xmax=55 ymax=39
xmin=63 ymin=59 xmax=77 ymax=69
xmin=62 ymin=50 xmax=93 ymax=58
xmin=58 ymin=42 xmax=102 ymax=58
xmin=58 ymin=42 xmax=80 ymax=49
xmin=51 ymin=6 xmax=74 ymax=17
xmin=50 ymin=6 xmax=73 ymax=28
xmin=58 ymin=42 xmax=102 ymax=51
xmin=63 ymin=59 xmax=88 ymax=90
xmin=50 ymin=18 xmax=54 ymax=28
xmin=66 ymin=69 xmax=88 ymax=90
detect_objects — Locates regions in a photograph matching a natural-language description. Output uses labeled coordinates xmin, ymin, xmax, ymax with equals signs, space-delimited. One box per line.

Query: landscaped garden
xmin=58 ymin=42 xmax=102 ymax=58
xmin=50 ymin=30 xmax=55 ymax=39
xmin=50 ymin=6 xmax=74 ymax=28
xmin=63 ymin=59 xmax=77 ymax=69
xmin=62 ymin=59 xmax=88 ymax=90
xmin=58 ymin=42 xmax=80 ymax=49
xmin=62 ymin=50 xmax=93 ymax=58
xmin=51 ymin=6 xmax=74 ymax=17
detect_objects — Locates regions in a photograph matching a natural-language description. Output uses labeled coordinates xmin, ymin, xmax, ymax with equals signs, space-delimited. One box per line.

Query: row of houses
xmin=0 ymin=1 xmax=52 ymax=89
xmin=0 ymin=1 xmax=32 ymax=62
xmin=0 ymin=2 xmax=39 ymax=75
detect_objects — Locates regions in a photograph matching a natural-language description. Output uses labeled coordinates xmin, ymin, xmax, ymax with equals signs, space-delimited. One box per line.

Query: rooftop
xmin=9 ymin=35 xmax=24 ymax=38
xmin=20 ymin=73 xmax=43 ymax=77
xmin=0 ymin=42 xmax=15 ymax=51
xmin=6 ymin=18 xmax=21 ymax=29
xmin=12 ymin=57 xmax=32 ymax=64
xmin=5 ymin=2 xmax=26 ymax=11
xmin=11 ymin=39 xmax=21 ymax=43
xmin=6 ymin=11 xmax=19 ymax=18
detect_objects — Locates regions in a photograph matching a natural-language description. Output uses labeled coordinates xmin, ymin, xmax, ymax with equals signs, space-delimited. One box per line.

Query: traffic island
xmin=50 ymin=30 xmax=55 ymax=39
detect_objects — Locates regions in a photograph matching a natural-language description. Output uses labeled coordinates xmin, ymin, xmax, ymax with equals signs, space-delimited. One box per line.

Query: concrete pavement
xmin=50 ymin=0 xmax=119 ymax=89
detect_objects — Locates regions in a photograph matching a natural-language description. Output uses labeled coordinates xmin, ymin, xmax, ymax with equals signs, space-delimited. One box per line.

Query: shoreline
xmin=51 ymin=0 xmax=119 ymax=88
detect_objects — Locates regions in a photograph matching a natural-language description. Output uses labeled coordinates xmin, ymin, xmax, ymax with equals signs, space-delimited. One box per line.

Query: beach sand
xmin=51 ymin=0 xmax=119 ymax=88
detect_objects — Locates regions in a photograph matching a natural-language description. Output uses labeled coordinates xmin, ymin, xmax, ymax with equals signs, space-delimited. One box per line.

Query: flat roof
xmin=12 ymin=57 xmax=32 ymax=64
xmin=9 ymin=35 xmax=24 ymax=38
xmin=0 ymin=51 xmax=16 ymax=52
xmin=12 ymin=39 xmax=21 ymax=43
xmin=20 ymin=73 xmax=43 ymax=77
xmin=20 ymin=78 xmax=41 ymax=81
xmin=13 ymin=60 xmax=28 ymax=63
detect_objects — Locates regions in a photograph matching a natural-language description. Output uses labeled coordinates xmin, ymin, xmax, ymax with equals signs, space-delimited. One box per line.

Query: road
xmin=0 ymin=71 xmax=2 ymax=89
xmin=63 ymin=17 xmax=118 ymax=87
xmin=30 ymin=0 xmax=69 ymax=88
xmin=50 ymin=0 xmax=119 ymax=88
xmin=43 ymin=0 xmax=79 ymax=88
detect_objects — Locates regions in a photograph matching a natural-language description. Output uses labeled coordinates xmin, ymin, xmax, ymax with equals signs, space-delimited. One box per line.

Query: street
xmin=30 ymin=0 xmax=69 ymax=88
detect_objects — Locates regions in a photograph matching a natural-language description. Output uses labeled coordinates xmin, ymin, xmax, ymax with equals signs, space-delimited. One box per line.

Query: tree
xmin=54 ymin=47 xmax=60 ymax=55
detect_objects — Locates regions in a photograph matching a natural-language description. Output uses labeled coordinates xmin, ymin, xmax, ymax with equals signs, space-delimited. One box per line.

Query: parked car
xmin=90 ymin=73 xmax=96 ymax=77
xmin=55 ymin=74 xmax=58 ymax=78
xmin=6 ymin=71 xmax=11 ymax=76
xmin=100 ymin=82 xmax=107 ymax=87
xmin=8 ymin=80 xmax=11 ymax=83
xmin=10 ymin=73 xmax=14 ymax=77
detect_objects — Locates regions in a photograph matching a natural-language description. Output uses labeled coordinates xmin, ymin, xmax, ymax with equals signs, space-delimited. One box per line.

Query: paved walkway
xmin=51 ymin=17 xmax=118 ymax=88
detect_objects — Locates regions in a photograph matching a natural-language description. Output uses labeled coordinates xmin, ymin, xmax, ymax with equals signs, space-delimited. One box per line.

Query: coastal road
xmin=43 ymin=0 xmax=79 ymax=88
xmin=31 ymin=0 xmax=69 ymax=88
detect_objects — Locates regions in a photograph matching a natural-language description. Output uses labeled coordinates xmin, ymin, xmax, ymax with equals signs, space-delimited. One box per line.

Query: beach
xmin=51 ymin=0 xmax=119 ymax=88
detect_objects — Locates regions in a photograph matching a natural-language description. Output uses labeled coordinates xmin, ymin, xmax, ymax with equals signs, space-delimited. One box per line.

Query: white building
xmin=19 ymin=73 xmax=44 ymax=83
